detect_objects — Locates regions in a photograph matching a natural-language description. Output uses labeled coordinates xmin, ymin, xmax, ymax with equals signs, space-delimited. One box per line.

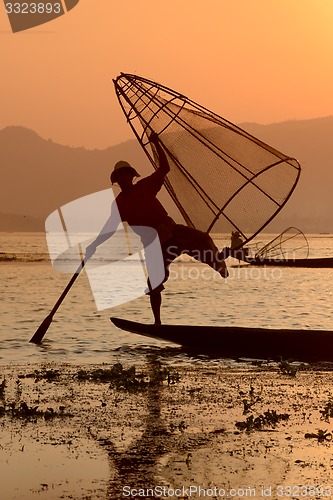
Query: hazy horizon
xmin=2 ymin=111 xmax=333 ymax=150
xmin=1 ymin=115 xmax=333 ymax=233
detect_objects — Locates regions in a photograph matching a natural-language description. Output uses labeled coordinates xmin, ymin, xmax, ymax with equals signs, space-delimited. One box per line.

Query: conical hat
xmin=111 ymin=161 xmax=140 ymax=184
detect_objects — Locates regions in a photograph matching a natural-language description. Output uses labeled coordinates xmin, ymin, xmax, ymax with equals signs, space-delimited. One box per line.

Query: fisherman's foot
xmin=219 ymin=265 xmax=229 ymax=279
xmin=216 ymin=247 xmax=229 ymax=278
xmin=218 ymin=247 xmax=230 ymax=260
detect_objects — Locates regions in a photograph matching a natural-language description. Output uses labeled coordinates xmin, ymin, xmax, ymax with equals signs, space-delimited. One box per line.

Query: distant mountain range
xmin=1 ymin=117 xmax=333 ymax=233
xmin=243 ymin=116 xmax=333 ymax=233
xmin=0 ymin=126 xmax=153 ymax=232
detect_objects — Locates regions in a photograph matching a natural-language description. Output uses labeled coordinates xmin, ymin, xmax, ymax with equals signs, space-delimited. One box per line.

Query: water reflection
xmin=106 ymin=355 xmax=170 ymax=497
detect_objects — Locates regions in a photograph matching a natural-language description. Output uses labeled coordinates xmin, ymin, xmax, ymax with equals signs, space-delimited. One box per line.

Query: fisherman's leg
xmin=145 ymin=238 xmax=181 ymax=324
xmin=146 ymin=248 xmax=172 ymax=325
xmin=203 ymin=236 xmax=229 ymax=278
xmin=149 ymin=290 xmax=162 ymax=325
xmin=178 ymin=226 xmax=229 ymax=278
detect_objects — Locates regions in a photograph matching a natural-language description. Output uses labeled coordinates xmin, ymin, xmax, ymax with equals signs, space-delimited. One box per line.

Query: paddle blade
xmin=29 ymin=313 xmax=54 ymax=344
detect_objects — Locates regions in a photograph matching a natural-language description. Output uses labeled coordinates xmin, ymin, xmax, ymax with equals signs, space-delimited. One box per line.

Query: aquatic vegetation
xmin=76 ymin=363 xmax=180 ymax=393
xmin=240 ymin=384 xmax=262 ymax=414
xmin=236 ymin=409 xmax=290 ymax=432
xmin=0 ymin=378 xmax=6 ymax=399
xmin=167 ymin=370 xmax=181 ymax=385
xmin=19 ymin=369 xmax=61 ymax=382
xmin=109 ymin=365 xmax=148 ymax=392
xmin=320 ymin=401 xmax=333 ymax=422
xmin=2 ymin=361 xmax=333 ymax=498
xmin=305 ymin=429 xmax=332 ymax=442
xmin=242 ymin=399 xmax=256 ymax=414
xmin=44 ymin=406 xmax=69 ymax=420
xmin=169 ymin=420 xmax=187 ymax=433
xmin=34 ymin=369 xmax=61 ymax=382
xmin=15 ymin=378 xmax=22 ymax=398
xmin=187 ymin=387 xmax=202 ymax=398
xmin=149 ymin=363 xmax=180 ymax=385
xmin=77 ymin=363 xmax=148 ymax=393
xmin=1 ymin=401 xmax=73 ymax=420
xmin=0 ymin=380 xmax=72 ymax=422
xmin=0 ymin=252 xmax=17 ymax=261
xmin=0 ymin=378 xmax=41 ymax=419
xmin=13 ymin=401 xmax=42 ymax=418
xmin=163 ymin=367 xmax=181 ymax=385
xmin=278 ymin=360 xmax=298 ymax=377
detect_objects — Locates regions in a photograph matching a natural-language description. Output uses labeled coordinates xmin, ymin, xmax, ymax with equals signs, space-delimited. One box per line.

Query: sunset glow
xmin=1 ymin=0 xmax=333 ymax=148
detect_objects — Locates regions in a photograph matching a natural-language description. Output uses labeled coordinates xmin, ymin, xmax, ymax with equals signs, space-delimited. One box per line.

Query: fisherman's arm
xmin=85 ymin=202 xmax=120 ymax=260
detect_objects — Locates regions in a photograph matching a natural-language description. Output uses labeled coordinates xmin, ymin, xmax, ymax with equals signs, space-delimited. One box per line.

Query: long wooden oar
xmin=29 ymin=260 xmax=85 ymax=344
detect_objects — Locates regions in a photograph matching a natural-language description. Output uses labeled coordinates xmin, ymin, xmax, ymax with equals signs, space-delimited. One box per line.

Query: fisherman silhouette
xmin=85 ymin=133 xmax=228 ymax=324
xmin=230 ymin=231 xmax=248 ymax=262
xmin=230 ymin=231 xmax=243 ymax=249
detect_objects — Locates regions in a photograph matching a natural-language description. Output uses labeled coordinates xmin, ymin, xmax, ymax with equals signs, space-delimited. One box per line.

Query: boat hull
xmin=244 ymin=257 xmax=333 ymax=268
xmin=111 ymin=317 xmax=333 ymax=362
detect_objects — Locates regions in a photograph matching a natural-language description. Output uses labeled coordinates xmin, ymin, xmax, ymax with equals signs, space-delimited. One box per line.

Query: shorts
xmin=146 ymin=224 xmax=227 ymax=294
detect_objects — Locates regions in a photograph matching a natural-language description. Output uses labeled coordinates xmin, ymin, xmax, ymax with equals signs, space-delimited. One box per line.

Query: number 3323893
xmin=5 ymin=3 xmax=61 ymax=14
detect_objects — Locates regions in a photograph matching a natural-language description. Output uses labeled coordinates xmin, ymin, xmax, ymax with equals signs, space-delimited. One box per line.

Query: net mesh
xmin=114 ymin=73 xmax=301 ymax=246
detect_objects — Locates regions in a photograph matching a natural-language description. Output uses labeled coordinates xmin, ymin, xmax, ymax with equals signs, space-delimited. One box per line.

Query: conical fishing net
xmin=254 ymin=227 xmax=309 ymax=260
xmin=114 ymin=73 xmax=301 ymax=247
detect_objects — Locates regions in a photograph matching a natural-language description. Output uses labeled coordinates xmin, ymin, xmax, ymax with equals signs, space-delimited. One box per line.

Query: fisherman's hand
xmin=85 ymin=242 xmax=97 ymax=261
xmin=149 ymin=131 xmax=159 ymax=144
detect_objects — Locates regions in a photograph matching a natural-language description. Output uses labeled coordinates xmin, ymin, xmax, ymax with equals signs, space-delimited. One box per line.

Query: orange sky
xmin=1 ymin=0 xmax=333 ymax=149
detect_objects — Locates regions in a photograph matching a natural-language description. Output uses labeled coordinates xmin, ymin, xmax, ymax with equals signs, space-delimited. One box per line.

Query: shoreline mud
xmin=2 ymin=359 xmax=333 ymax=499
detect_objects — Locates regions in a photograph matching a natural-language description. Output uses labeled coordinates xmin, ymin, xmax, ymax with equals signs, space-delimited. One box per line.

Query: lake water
xmin=1 ymin=232 xmax=333 ymax=365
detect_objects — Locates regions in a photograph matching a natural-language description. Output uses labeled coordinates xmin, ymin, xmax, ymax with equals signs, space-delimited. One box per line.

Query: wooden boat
xmin=111 ymin=317 xmax=333 ymax=362
xmin=236 ymin=227 xmax=333 ymax=268
xmin=243 ymin=256 xmax=333 ymax=268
